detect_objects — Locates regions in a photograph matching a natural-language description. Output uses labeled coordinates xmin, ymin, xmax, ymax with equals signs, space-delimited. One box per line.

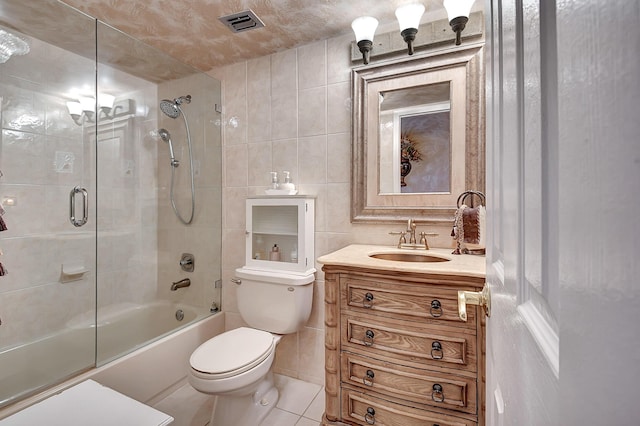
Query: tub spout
xmin=171 ymin=278 xmax=191 ymax=291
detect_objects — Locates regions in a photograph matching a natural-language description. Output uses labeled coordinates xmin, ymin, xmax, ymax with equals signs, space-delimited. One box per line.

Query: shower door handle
xmin=69 ymin=186 xmax=88 ymax=227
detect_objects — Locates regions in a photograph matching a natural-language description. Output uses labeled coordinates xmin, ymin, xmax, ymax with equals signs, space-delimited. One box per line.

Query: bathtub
xmin=0 ymin=301 xmax=224 ymax=419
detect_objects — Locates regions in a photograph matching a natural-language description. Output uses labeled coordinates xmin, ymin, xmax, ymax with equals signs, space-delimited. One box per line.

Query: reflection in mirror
xmin=379 ymin=82 xmax=451 ymax=194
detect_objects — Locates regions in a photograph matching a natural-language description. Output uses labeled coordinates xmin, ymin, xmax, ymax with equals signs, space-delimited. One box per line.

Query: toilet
xmin=188 ymin=267 xmax=314 ymax=426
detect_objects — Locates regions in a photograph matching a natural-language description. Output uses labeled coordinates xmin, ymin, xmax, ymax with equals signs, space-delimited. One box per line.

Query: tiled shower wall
xmin=156 ymin=73 xmax=222 ymax=310
xmin=211 ymin=32 xmax=455 ymax=385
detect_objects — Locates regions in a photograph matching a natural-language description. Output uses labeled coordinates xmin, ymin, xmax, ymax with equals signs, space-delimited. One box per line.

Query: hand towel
xmin=452 ymin=204 xmax=486 ymax=254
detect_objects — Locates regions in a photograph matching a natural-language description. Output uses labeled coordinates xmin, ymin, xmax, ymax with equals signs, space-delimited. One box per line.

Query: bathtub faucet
xmin=171 ymin=278 xmax=191 ymax=291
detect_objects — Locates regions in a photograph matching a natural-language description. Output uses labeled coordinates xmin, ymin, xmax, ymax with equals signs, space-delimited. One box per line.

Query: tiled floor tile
xmin=152 ymin=383 xmax=214 ymax=426
xmin=260 ymin=408 xmax=300 ymax=426
xmin=302 ymin=389 xmax=325 ymax=421
xmin=274 ymin=375 xmax=322 ymax=416
xmin=154 ymin=375 xmax=324 ymax=426
xmin=296 ymin=417 xmax=320 ymax=426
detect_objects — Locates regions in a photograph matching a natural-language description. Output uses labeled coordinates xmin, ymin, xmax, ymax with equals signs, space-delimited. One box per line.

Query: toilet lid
xmin=190 ymin=327 xmax=274 ymax=376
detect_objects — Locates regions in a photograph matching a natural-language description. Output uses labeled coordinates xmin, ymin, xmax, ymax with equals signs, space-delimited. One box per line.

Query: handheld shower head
xmin=158 ymin=128 xmax=178 ymax=167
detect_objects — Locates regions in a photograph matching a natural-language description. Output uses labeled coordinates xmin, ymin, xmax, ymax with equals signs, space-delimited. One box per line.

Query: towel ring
xmin=457 ymin=190 xmax=485 ymax=208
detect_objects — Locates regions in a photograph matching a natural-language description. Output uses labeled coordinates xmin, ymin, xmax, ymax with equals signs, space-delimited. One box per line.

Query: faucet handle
xmin=389 ymin=231 xmax=408 ymax=248
xmin=419 ymin=232 xmax=439 ymax=250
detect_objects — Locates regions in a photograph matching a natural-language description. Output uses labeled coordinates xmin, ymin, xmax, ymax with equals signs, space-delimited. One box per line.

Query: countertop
xmin=317 ymin=244 xmax=486 ymax=279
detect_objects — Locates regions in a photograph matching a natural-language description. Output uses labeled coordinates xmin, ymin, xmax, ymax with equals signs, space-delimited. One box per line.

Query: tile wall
xmin=211 ymin=31 xmax=455 ymax=385
xmin=156 ymin=73 xmax=222 ymax=310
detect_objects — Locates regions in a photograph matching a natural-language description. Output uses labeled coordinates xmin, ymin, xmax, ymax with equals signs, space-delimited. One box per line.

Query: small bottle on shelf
xmin=254 ymin=236 xmax=265 ymax=260
xmin=269 ymin=244 xmax=281 ymax=261
xmin=290 ymin=244 xmax=298 ymax=263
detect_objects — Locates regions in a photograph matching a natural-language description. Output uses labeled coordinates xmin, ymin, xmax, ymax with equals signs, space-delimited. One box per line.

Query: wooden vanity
xmin=318 ymin=245 xmax=486 ymax=426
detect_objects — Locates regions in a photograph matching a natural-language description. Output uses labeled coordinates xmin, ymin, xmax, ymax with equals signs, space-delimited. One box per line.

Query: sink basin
xmin=369 ymin=253 xmax=450 ymax=263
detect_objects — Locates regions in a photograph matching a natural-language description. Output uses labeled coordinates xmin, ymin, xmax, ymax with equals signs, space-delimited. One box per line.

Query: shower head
xmin=160 ymin=100 xmax=180 ymax=119
xmin=159 ymin=95 xmax=191 ymax=119
xmin=157 ymin=128 xmax=178 ymax=167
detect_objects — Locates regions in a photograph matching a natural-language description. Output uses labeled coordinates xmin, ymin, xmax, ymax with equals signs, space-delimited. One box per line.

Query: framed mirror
xmin=351 ymin=43 xmax=485 ymax=223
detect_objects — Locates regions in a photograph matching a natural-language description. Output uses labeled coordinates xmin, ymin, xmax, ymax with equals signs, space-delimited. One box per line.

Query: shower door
xmin=0 ymin=0 xmax=98 ymax=408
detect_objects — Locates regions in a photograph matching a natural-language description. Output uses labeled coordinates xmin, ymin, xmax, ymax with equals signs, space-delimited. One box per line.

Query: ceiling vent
xmin=219 ymin=9 xmax=265 ymax=33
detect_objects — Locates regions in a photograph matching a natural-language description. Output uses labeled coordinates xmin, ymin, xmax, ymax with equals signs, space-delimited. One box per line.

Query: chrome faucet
xmin=171 ymin=278 xmax=191 ymax=291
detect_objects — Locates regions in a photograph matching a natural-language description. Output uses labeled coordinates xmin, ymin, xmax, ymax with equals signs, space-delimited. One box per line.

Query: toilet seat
xmin=190 ymin=327 xmax=275 ymax=380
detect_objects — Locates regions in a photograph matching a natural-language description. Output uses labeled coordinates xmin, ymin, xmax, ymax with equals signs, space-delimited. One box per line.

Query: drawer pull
xmin=430 ymin=299 xmax=443 ymax=317
xmin=363 ymin=292 xmax=374 ymax=308
xmin=364 ymin=329 xmax=375 ymax=346
xmin=365 ymin=407 xmax=376 ymax=424
xmin=431 ymin=341 xmax=443 ymax=360
xmin=363 ymin=369 xmax=375 ymax=386
xmin=432 ymin=384 xmax=444 ymax=403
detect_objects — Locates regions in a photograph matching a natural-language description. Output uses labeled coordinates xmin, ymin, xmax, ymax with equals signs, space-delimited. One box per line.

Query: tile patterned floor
xmin=153 ymin=374 xmax=324 ymax=426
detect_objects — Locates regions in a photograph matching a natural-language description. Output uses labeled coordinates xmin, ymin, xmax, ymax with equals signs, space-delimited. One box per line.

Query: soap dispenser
xmin=280 ymin=171 xmax=295 ymax=191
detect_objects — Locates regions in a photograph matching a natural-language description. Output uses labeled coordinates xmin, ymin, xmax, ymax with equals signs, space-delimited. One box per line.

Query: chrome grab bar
xmin=69 ymin=186 xmax=88 ymax=227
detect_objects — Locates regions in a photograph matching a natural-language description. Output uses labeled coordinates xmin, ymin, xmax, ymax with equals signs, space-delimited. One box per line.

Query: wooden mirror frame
xmin=351 ymin=43 xmax=485 ymax=223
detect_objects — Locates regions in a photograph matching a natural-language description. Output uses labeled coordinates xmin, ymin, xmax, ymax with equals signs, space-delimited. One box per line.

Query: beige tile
xmin=274 ymin=332 xmax=299 ymax=374
xmin=224 ymin=311 xmax=249 ymax=331
xmin=260 ymin=408 xmax=299 ymax=426
xmin=298 ymin=135 xmax=327 ymax=184
xmin=298 ymin=87 xmax=326 ymax=137
xmin=272 ymin=49 xmax=298 ymax=92
xmin=272 ymin=139 xmax=299 ymax=184
xmin=298 ymin=40 xmax=326 ymax=90
xmin=223 ymin=187 xmax=247 ymax=230
xmin=327 ymin=132 xmax=350 ymax=184
xmin=302 ymin=390 xmax=325 ymax=422
xmin=325 ymin=183 xmax=351 ymax=233
xmin=327 ymin=33 xmax=353 ymax=85
xmin=152 ymin=383 xmax=214 ymax=426
xmin=247 ymin=56 xmax=272 ymax=142
xmin=327 ymin=82 xmax=351 ymax=134
xmin=247 ymin=141 xmax=273 ymax=187
xmin=275 ymin=375 xmax=322 ymax=416
xmin=296 ymin=418 xmax=320 ymax=426
xmin=271 ymin=50 xmax=298 ymax=141
xmin=224 ymin=144 xmax=248 ymax=187
xmin=298 ymin=328 xmax=325 ymax=384
xmin=271 ymin=93 xmax=298 ymax=141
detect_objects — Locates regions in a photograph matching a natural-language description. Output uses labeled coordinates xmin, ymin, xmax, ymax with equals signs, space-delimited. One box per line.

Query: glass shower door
xmin=0 ymin=0 xmax=97 ymax=407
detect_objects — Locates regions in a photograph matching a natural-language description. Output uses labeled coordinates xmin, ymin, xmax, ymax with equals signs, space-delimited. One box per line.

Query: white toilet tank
xmin=235 ymin=267 xmax=314 ymax=334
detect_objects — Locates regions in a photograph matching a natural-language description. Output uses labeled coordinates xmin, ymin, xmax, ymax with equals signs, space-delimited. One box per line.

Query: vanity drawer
xmin=343 ymin=278 xmax=476 ymax=327
xmin=341 ymin=353 xmax=477 ymax=415
xmin=342 ymin=313 xmax=477 ymax=373
xmin=341 ymin=387 xmax=475 ymax=426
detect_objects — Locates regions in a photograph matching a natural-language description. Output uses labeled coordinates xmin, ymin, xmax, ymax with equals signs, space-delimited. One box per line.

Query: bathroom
xmin=0 ymin=0 xmax=638 ymax=425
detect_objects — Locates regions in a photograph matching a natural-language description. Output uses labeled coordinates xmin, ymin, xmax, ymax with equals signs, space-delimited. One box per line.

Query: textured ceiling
xmin=59 ymin=0 xmax=465 ymax=72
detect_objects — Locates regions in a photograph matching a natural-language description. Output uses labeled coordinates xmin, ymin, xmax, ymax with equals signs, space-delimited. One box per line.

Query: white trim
xmin=517 ymin=300 xmax=559 ymax=378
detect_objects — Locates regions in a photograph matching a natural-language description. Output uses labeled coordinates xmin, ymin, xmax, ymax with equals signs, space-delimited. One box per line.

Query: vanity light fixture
xmin=351 ymin=16 xmax=378 ymax=65
xmin=395 ymin=3 xmax=426 ymax=55
xmin=66 ymin=93 xmax=117 ymax=125
xmin=443 ymin=0 xmax=476 ymax=45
